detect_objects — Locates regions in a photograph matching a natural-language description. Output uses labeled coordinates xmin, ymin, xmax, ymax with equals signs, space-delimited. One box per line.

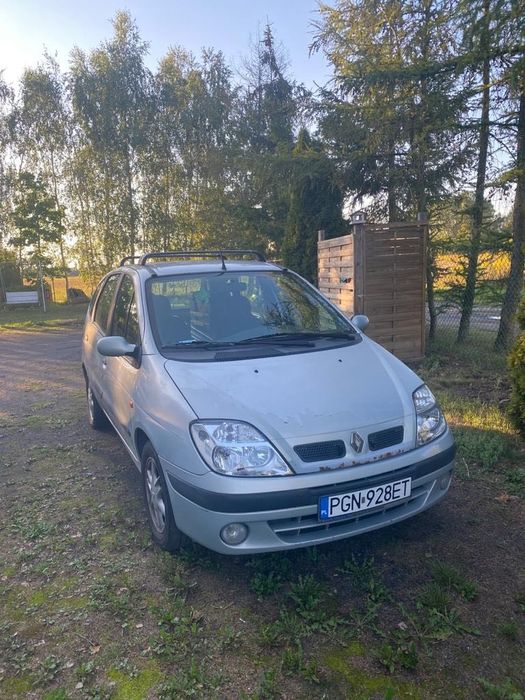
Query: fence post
xmin=351 ymin=212 xmax=366 ymax=315
xmin=38 ymin=261 xmax=47 ymax=313
xmin=0 ymin=263 xmax=6 ymax=303
xmin=418 ymin=212 xmax=429 ymax=356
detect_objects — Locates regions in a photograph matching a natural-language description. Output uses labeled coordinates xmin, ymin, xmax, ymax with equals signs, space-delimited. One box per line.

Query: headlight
xmin=413 ymin=385 xmax=447 ymax=446
xmin=190 ymin=420 xmax=294 ymax=477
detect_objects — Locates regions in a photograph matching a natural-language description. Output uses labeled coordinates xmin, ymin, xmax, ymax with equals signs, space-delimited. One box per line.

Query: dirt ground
xmin=0 ymin=328 xmax=524 ymax=699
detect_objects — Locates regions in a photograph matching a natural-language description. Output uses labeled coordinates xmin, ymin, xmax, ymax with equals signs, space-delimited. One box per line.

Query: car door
xmin=84 ymin=273 xmax=121 ymax=407
xmin=104 ymin=274 xmax=142 ymax=452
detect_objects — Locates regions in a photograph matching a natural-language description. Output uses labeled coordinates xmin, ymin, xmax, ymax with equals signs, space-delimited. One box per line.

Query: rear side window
xmin=94 ymin=274 xmax=120 ymax=334
xmin=88 ymin=280 xmax=104 ymax=318
xmin=112 ymin=276 xmax=140 ymax=345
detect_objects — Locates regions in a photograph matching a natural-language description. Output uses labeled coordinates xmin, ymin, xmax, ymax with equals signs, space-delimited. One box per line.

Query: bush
xmin=508 ymin=294 xmax=525 ymax=437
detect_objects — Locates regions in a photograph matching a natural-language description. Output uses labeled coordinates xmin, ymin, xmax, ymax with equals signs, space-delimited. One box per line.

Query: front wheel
xmin=86 ymin=380 xmax=109 ymax=430
xmin=141 ymin=442 xmax=182 ymax=552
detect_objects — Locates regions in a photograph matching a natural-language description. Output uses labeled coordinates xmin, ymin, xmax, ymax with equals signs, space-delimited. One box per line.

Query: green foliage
xmin=478 ymin=678 xmax=524 ymax=700
xmin=337 ymin=554 xmax=380 ymax=593
xmin=505 ymin=467 xmax=525 ymax=498
xmin=249 ymin=571 xmax=283 ymax=598
xmin=376 ymin=639 xmax=418 ymax=673
xmin=43 ymin=690 xmax=69 ymax=700
xmin=9 ymin=172 xmax=65 ymax=271
xmin=430 ymin=194 xmax=510 ymax=310
xmin=69 ymin=11 xmax=150 ymax=268
xmin=431 ymin=562 xmax=478 ymax=601
xmin=248 ymin=668 xmax=279 ymax=700
xmin=497 ymin=621 xmax=519 ymax=641
xmin=515 ymin=592 xmax=525 ymax=613
xmin=33 ymin=655 xmax=61 ymax=686
xmin=288 ymin=574 xmax=324 ymax=612
xmin=418 ymin=582 xmax=452 ymax=615
xmin=508 ymin=294 xmax=525 ymax=437
xmin=158 ymin=658 xmax=222 ymax=698
xmin=454 ymin=428 xmax=510 ymax=470
xmin=280 ymin=641 xmax=321 ymax=682
xmin=281 ymin=128 xmax=344 ymax=281
xmin=313 ymin=0 xmax=471 ymax=220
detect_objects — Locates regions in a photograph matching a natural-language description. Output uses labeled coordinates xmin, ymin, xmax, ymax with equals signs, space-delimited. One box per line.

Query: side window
xmin=112 ymin=276 xmax=140 ymax=346
xmin=126 ymin=296 xmax=140 ymax=346
xmin=88 ymin=280 xmax=104 ymax=318
xmin=93 ymin=274 xmax=120 ymax=334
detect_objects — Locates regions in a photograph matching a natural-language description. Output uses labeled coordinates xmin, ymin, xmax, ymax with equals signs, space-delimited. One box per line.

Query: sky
xmin=0 ymin=0 xmax=331 ymax=89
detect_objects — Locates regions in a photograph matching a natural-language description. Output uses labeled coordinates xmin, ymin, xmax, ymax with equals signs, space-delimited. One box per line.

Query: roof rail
xmin=138 ymin=250 xmax=266 ymax=267
xmin=120 ymin=256 xmax=142 ymax=266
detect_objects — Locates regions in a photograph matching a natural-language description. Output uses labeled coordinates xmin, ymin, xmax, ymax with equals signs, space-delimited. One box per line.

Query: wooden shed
xmin=318 ymin=216 xmax=427 ymax=362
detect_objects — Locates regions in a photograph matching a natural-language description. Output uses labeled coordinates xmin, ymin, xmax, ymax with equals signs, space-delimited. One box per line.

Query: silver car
xmin=81 ymin=250 xmax=455 ymax=555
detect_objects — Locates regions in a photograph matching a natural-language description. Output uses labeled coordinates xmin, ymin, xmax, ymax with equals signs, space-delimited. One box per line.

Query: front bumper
xmin=163 ymin=434 xmax=455 ymax=555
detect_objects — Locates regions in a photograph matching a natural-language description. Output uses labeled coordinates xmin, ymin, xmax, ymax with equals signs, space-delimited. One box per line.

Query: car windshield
xmin=146 ymin=270 xmax=358 ymax=357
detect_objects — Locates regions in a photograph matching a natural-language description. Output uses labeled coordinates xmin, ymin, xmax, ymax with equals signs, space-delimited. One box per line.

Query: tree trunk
xmin=457 ymin=8 xmax=490 ymax=343
xmin=103 ymin=162 xmax=112 ymax=268
xmin=58 ymin=239 xmax=69 ymax=303
xmin=494 ymin=83 xmax=525 ymax=351
xmin=125 ymin=142 xmax=136 ymax=258
xmin=426 ymin=245 xmax=437 ymax=341
xmin=50 ymin=150 xmax=70 ymax=303
xmin=387 ymin=143 xmax=397 ymax=221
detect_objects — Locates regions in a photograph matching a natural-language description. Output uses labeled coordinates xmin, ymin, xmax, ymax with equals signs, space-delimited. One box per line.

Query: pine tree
xmin=281 ymin=129 xmax=344 ymax=281
xmin=236 ymin=24 xmax=300 ymax=252
xmin=313 ymin=0 xmax=471 ymax=221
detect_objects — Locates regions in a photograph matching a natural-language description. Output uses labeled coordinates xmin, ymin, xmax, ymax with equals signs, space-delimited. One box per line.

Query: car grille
xmin=294 ymin=440 xmax=346 ymax=463
xmin=270 ymin=483 xmax=427 ymax=544
xmin=368 ymin=426 xmax=404 ymax=452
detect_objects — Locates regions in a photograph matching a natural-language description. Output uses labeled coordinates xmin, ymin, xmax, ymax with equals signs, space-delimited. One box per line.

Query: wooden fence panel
xmin=317 ymin=234 xmax=355 ymax=314
xmin=362 ymin=223 xmax=426 ymax=360
xmin=317 ymin=222 xmax=426 ymax=361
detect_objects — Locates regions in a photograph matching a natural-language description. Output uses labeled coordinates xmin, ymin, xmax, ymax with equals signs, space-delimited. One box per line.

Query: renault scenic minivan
xmin=81 ymin=250 xmax=455 ymax=554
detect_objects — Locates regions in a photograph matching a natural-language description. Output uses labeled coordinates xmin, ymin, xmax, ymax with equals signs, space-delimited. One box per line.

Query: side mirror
xmin=97 ymin=336 xmax=137 ymax=357
xmin=351 ymin=314 xmax=369 ymax=332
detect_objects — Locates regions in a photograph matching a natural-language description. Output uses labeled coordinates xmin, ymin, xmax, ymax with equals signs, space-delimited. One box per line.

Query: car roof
xmin=121 ymin=260 xmax=283 ymax=279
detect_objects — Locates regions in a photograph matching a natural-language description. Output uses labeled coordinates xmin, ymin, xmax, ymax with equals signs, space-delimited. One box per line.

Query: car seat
xmin=151 ymin=294 xmax=190 ymax=346
xmin=209 ymin=278 xmax=259 ymax=339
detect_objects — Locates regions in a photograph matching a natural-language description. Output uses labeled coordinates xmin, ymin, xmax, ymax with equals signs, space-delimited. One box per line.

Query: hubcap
xmin=145 ymin=457 xmax=166 ymax=534
xmin=87 ymin=387 xmax=95 ymax=421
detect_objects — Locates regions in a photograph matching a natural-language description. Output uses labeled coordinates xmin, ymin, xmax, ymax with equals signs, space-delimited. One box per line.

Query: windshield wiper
xmin=162 ymin=331 xmax=357 ymax=350
xmin=298 ymin=331 xmax=358 ymax=340
xmin=234 ymin=331 xmax=356 ymax=346
xmin=161 ymin=340 xmax=235 ymax=349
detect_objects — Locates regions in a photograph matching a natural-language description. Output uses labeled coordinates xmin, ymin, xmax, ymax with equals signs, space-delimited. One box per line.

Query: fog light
xmin=438 ymin=473 xmax=452 ymax=491
xmin=220 ymin=523 xmax=248 ymax=546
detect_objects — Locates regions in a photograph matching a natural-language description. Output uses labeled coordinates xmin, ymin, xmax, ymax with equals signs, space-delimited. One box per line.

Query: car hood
xmin=164 ymin=338 xmax=422 ymax=470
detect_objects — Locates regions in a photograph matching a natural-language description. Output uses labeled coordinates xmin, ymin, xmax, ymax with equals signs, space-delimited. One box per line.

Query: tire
xmin=141 ymin=441 xmax=182 ymax=552
xmin=86 ymin=379 xmax=109 ymax=430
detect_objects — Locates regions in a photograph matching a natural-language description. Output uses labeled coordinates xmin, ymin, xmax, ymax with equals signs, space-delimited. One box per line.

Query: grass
xmin=0 ymin=301 xmax=88 ymax=330
xmin=47 ymin=276 xmax=94 ymax=303
xmin=425 ymin=326 xmax=508 ymax=374
xmin=431 ymin=562 xmax=478 ymax=601
xmin=423 ymin=330 xmax=524 ymax=496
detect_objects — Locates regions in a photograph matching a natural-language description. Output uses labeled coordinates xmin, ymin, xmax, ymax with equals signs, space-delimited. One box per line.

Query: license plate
xmin=319 ymin=477 xmax=412 ymax=521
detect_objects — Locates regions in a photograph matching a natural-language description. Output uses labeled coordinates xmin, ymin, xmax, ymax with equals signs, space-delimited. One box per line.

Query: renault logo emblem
xmin=351 ymin=432 xmax=364 ymax=453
